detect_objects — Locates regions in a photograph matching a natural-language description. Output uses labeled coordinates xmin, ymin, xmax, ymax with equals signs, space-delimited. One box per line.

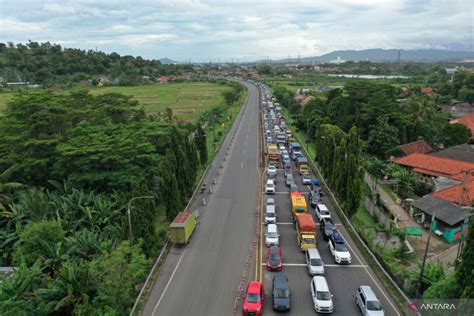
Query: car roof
xmin=266 ymin=179 xmax=274 ymax=184
xmin=312 ymin=276 xmax=329 ymax=291
xmin=307 ymin=248 xmax=321 ymax=258
xmin=267 ymin=198 xmax=275 ymax=203
xmin=359 ymin=286 xmax=379 ymax=301
xmin=273 ymin=274 xmax=288 ymax=287
xmin=317 ymin=204 xmax=329 ymax=210
xmin=332 ymin=232 xmax=345 ymax=243
xmin=267 ymin=224 xmax=278 ymax=232
xmin=269 ymin=246 xmax=280 ymax=254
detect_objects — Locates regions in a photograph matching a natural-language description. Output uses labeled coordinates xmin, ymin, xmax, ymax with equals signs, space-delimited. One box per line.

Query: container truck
xmin=290 ymin=192 xmax=307 ymax=222
xmin=296 ymin=213 xmax=317 ymax=251
xmin=268 ymin=144 xmax=280 ymax=162
xmin=169 ymin=211 xmax=197 ymax=244
xmin=296 ymin=157 xmax=309 ymax=175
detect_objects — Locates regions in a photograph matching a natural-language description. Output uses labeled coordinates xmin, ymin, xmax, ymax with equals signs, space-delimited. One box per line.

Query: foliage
xmin=367 ymin=116 xmax=400 ymax=159
xmin=442 ymin=123 xmax=471 ymax=148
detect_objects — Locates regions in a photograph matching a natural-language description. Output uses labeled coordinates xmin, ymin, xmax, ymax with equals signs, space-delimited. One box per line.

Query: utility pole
xmin=127 ymin=196 xmax=155 ymax=245
xmin=417 ymin=211 xmax=436 ymax=298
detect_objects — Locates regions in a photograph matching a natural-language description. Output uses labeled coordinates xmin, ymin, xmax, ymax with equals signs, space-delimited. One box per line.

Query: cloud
xmin=118 ymin=34 xmax=178 ymax=46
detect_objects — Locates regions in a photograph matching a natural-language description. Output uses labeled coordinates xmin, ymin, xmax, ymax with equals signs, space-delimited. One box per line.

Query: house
xmin=157 ymin=76 xmax=170 ymax=83
xmin=294 ymin=94 xmax=306 ymax=103
xmin=410 ymin=195 xmax=471 ymax=243
xmin=451 ymin=112 xmax=474 ymax=137
xmin=420 ymin=87 xmax=434 ymax=94
xmin=6 ymin=82 xmax=29 ymax=88
xmin=397 ymin=140 xmax=434 ymax=157
xmin=400 ymin=87 xmax=409 ymax=94
xmin=432 ymin=180 xmax=474 ymax=206
xmin=442 ymin=103 xmax=474 ymax=118
xmin=432 ymin=144 xmax=474 ymax=163
xmin=302 ymin=96 xmax=314 ymax=107
xmin=393 ymin=153 xmax=474 ymax=180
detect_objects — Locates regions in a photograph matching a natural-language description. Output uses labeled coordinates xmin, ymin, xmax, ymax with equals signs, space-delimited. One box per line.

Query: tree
xmin=367 ymin=116 xmax=400 ymax=159
xmin=13 ymin=220 xmax=65 ymax=266
xmin=442 ymin=123 xmax=471 ymax=147
xmin=455 ymin=218 xmax=474 ymax=298
xmin=256 ymin=65 xmax=273 ymax=75
xmin=195 ymin=123 xmax=208 ymax=165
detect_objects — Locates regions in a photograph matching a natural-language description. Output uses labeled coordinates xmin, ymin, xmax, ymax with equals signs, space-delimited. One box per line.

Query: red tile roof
xmin=398 ymin=140 xmax=433 ymax=156
xmin=421 ymin=87 xmax=434 ymax=94
xmin=394 ymin=153 xmax=474 ymax=179
xmin=432 ymin=181 xmax=474 ymax=206
xmin=451 ymin=113 xmax=474 ymax=136
xmin=172 ymin=211 xmax=193 ymax=224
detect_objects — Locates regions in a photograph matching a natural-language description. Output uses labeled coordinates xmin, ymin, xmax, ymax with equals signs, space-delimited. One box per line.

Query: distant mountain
xmin=159 ymin=58 xmax=179 ymax=64
xmin=265 ymin=49 xmax=474 ymax=64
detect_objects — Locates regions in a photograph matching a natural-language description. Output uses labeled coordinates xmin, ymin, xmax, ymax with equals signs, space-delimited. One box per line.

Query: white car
xmin=265 ymin=198 xmax=277 ymax=224
xmin=265 ymin=224 xmax=280 ymax=247
xmin=306 ymin=248 xmax=325 ymax=276
xmin=265 ymin=179 xmax=276 ymax=194
xmin=267 ymin=165 xmax=277 ymax=176
xmin=315 ymin=204 xmax=331 ymax=221
xmin=311 ymin=276 xmax=334 ymax=313
xmin=328 ymin=232 xmax=352 ymax=264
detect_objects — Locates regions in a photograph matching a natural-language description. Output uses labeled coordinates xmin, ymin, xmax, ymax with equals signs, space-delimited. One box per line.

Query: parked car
xmin=272 ymin=274 xmax=291 ymax=311
xmin=315 ymin=204 xmax=331 ymax=221
xmin=267 ymin=165 xmax=277 ymax=176
xmin=242 ymin=281 xmax=264 ymax=316
xmin=265 ymin=224 xmax=280 ymax=247
xmin=306 ymin=248 xmax=325 ymax=275
xmin=265 ymin=198 xmax=277 ymax=224
xmin=310 ymin=276 xmax=334 ymax=313
xmin=328 ymin=231 xmax=351 ymax=264
xmin=285 ymin=174 xmax=295 ymax=187
xmin=302 ymin=173 xmax=312 ymax=185
xmin=265 ymin=179 xmax=276 ymax=194
xmin=320 ymin=217 xmax=337 ymax=241
xmin=355 ymin=286 xmax=385 ymax=316
xmin=266 ymin=246 xmax=283 ymax=271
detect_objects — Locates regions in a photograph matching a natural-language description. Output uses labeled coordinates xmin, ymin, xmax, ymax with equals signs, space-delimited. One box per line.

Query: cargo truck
xmin=296 ymin=157 xmax=309 ymax=175
xmin=296 ymin=214 xmax=317 ymax=251
xmin=290 ymin=192 xmax=307 ymax=222
xmin=268 ymin=144 xmax=280 ymax=162
xmin=169 ymin=211 xmax=197 ymax=244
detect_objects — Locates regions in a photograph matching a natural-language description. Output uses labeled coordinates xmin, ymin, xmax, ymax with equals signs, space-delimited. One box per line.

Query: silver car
xmin=355 ymin=286 xmax=384 ymax=316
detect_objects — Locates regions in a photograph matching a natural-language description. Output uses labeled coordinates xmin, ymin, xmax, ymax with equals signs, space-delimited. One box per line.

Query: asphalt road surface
xmin=142 ymin=80 xmax=261 ymax=316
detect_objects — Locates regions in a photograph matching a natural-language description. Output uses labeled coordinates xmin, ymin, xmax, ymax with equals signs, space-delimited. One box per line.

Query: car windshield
xmin=310 ymin=258 xmax=323 ymax=266
xmin=335 ymin=242 xmax=348 ymax=252
xmin=303 ymin=237 xmax=315 ymax=244
xmin=274 ymin=289 xmax=289 ymax=298
xmin=367 ymin=300 xmax=383 ymax=311
xmin=246 ymin=293 xmax=260 ymax=303
xmin=266 ymin=212 xmax=275 ymax=218
xmin=321 ymin=210 xmax=330 ymax=216
xmin=316 ymin=291 xmax=331 ymax=300
xmin=267 ymin=199 xmax=275 ymax=206
xmin=325 ymin=222 xmax=335 ymax=231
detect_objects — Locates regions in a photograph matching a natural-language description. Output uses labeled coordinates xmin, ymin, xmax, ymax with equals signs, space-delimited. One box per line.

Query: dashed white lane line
xmin=260 ymin=263 xmax=368 ymax=268
xmin=241 ymin=161 xmax=244 ymax=168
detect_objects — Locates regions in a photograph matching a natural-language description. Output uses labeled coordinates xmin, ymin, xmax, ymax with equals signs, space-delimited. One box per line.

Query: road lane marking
xmin=276 ymin=222 xmax=293 ymax=225
xmin=152 ymin=248 xmax=187 ymax=316
xmin=241 ymin=161 xmax=244 ymax=168
xmin=260 ymin=263 xmax=368 ymax=268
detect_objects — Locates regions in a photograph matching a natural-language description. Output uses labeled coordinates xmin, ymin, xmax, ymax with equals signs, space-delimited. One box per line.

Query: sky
xmin=1 ymin=0 xmax=473 ymax=62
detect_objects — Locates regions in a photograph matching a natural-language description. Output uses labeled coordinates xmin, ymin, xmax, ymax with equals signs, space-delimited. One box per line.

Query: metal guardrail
xmin=294 ymin=133 xmax=412 ymax=313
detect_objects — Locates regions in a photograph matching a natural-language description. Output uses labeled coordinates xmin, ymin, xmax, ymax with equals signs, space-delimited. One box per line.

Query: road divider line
xmin=151 ymin=248 xmax=187 ymax=316
xmin=259 ymin=263 xmax=369 ymax=268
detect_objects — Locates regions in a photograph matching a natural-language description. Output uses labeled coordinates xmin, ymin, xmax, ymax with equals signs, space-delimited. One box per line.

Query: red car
xmin=242 ymin=281 xmax=264 ymax=316
xmin=266 ymin=246 xmax=283 ymax=271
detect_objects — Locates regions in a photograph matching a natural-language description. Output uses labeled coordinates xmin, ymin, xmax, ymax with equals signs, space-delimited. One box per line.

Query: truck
xmin=268 ymin=144 xmax=280 ymax=162
xmin=296 ymin=214 xmax=317 ymax=251
xmin=169 ymin=211 xmax=197 ymax=244
xmin=296 ymin=157 xmax=309 ymax=175
xmin=290 ymin=192 xmax=307 ymax=222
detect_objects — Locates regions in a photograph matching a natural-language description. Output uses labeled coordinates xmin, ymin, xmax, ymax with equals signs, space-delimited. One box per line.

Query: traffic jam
xmin=241 ymin=83 xmax=386 ymax=315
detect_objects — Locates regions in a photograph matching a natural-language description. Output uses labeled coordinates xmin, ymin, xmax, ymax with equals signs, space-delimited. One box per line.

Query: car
xmin=320 ymin=217 xmax=337 ymax=241
xmin=355 ymin=286 xmax=385 ymax=316
xmin=267 ymin=172 xmax=277 ymax=184
xmin=278 ymin=144 xmax=286 ymax=152
xmin=302 ymin=173 xmax=312 ymax=185
xmin=315 ymin=204 xmax=331 ymax=221
xmin=266 ymin=246 xmax=283 ymax=271
xmin=306 ymin=248 xmax=325 ymax=275
xmin=265 ymin=224 xmax=280 ymax=247
xmin=267 ymin=165 xmax=277 ymax=176
xmin=282 ymin=154 xmax=291 ymax=165
xmin=291 ymin=151 xmax=303 ymax=161
xmin=242 ymin=281 xmax=264 ymax=316
xmin=274 ymin=126 xmax=280 ymax=132
xmin=289 ymin=184 xmax=299 ymax=194
xmin=264 ymin=122 xmax=269 ymax=129
xmin=309 ymin=190 xmax=323 ymax=207
xmin=265 ymin=199 xmax=277 ymax=224
xmin=265 ymin=179 xmax=276 ymax=194
xmin=266 ymin=136 xmax=273 ymax=144
xmin=272 ymin=274 xmax=291 ymax=311
xmin=285 ymin=174 xmax=295 ymax=187
xmin=310 ymin=276 xmax=334 ymax=313
xmin=281 ymin=149 xmax=289 ymax=157
xmin=328 ymin=231 xmax=352 ymax=264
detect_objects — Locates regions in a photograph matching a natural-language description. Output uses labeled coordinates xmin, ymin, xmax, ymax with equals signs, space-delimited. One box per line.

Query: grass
xmin=0 ymin=92 xmax=15 ymax=112
xmin=379 ymin=181 xmax=399 ymax=202
xmin=89 ymin=82 xmax=231 ymax=119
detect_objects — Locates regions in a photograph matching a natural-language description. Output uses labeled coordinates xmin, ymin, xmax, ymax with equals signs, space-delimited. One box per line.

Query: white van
xmin=315 ymin=204 xmax=331 ymax=221
xmin=306 ymin=248 xmax=325 ymax=275
xmin=265 ymin=224 xmax=279 ymax=247
xmin=310 ymin=276 xmax=334 ymax=313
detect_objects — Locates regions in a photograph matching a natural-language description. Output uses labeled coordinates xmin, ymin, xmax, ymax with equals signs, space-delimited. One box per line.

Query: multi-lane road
xmin=141 ymin=81 xmax=400 ymax=315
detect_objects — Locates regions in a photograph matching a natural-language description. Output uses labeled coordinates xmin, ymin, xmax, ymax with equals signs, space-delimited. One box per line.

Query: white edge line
xmin=151 ymin=248 xmax=187 ymax=316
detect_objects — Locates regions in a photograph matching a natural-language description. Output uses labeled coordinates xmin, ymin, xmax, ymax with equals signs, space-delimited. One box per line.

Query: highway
xmin=142 ymin=81 xmax=400 ymax=316
xmin=142 ymin=81 xmax=261 ymax=316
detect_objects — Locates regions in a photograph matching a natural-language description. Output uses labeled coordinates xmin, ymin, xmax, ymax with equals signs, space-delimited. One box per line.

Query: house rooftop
xmin=451 ymin=113 xmax=474 ymax=136
xmin=432 ymin=180 xmax=474 ymax=206
xmin=421 ymin=87 xmax=434 ymax=94
xmin=411 ymin=195 xmax=472 ymax=226
xmin=394 ymin=153 xmax=474 ymax=179
xmin=398 ymin=140 xmax=433 ymax=156
xmin=432 ymin=144 xmax=474 ymax=163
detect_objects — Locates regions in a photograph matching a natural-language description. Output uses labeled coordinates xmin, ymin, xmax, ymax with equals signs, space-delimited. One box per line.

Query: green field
xmin=0 ymin=82 xmax=231 ymax=119
xmin=89 ymin=82 xmax=230 ymax=119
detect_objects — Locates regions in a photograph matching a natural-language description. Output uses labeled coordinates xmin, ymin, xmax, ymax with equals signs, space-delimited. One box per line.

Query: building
xmin=393 ymin=153 xmax=474 ymax=180
xmin=441 ymin=103 xmax=474 ymax=118
xmin=420 ymin=87 xmax=434 ymax=94
xmin=410 ymin=195 xmax=471 ymax=243
xmin=397 ymin=140 xmax=434 ymax=157
xmin=451 ymin=113 xmax=474 ymax=137
xmin=432 ymin=144 xmax=474 ymax=163
xmin=157 ymin=76 xmax=170 ymax=83
xmin=432 ymin=180 xmax=474 ymax=206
